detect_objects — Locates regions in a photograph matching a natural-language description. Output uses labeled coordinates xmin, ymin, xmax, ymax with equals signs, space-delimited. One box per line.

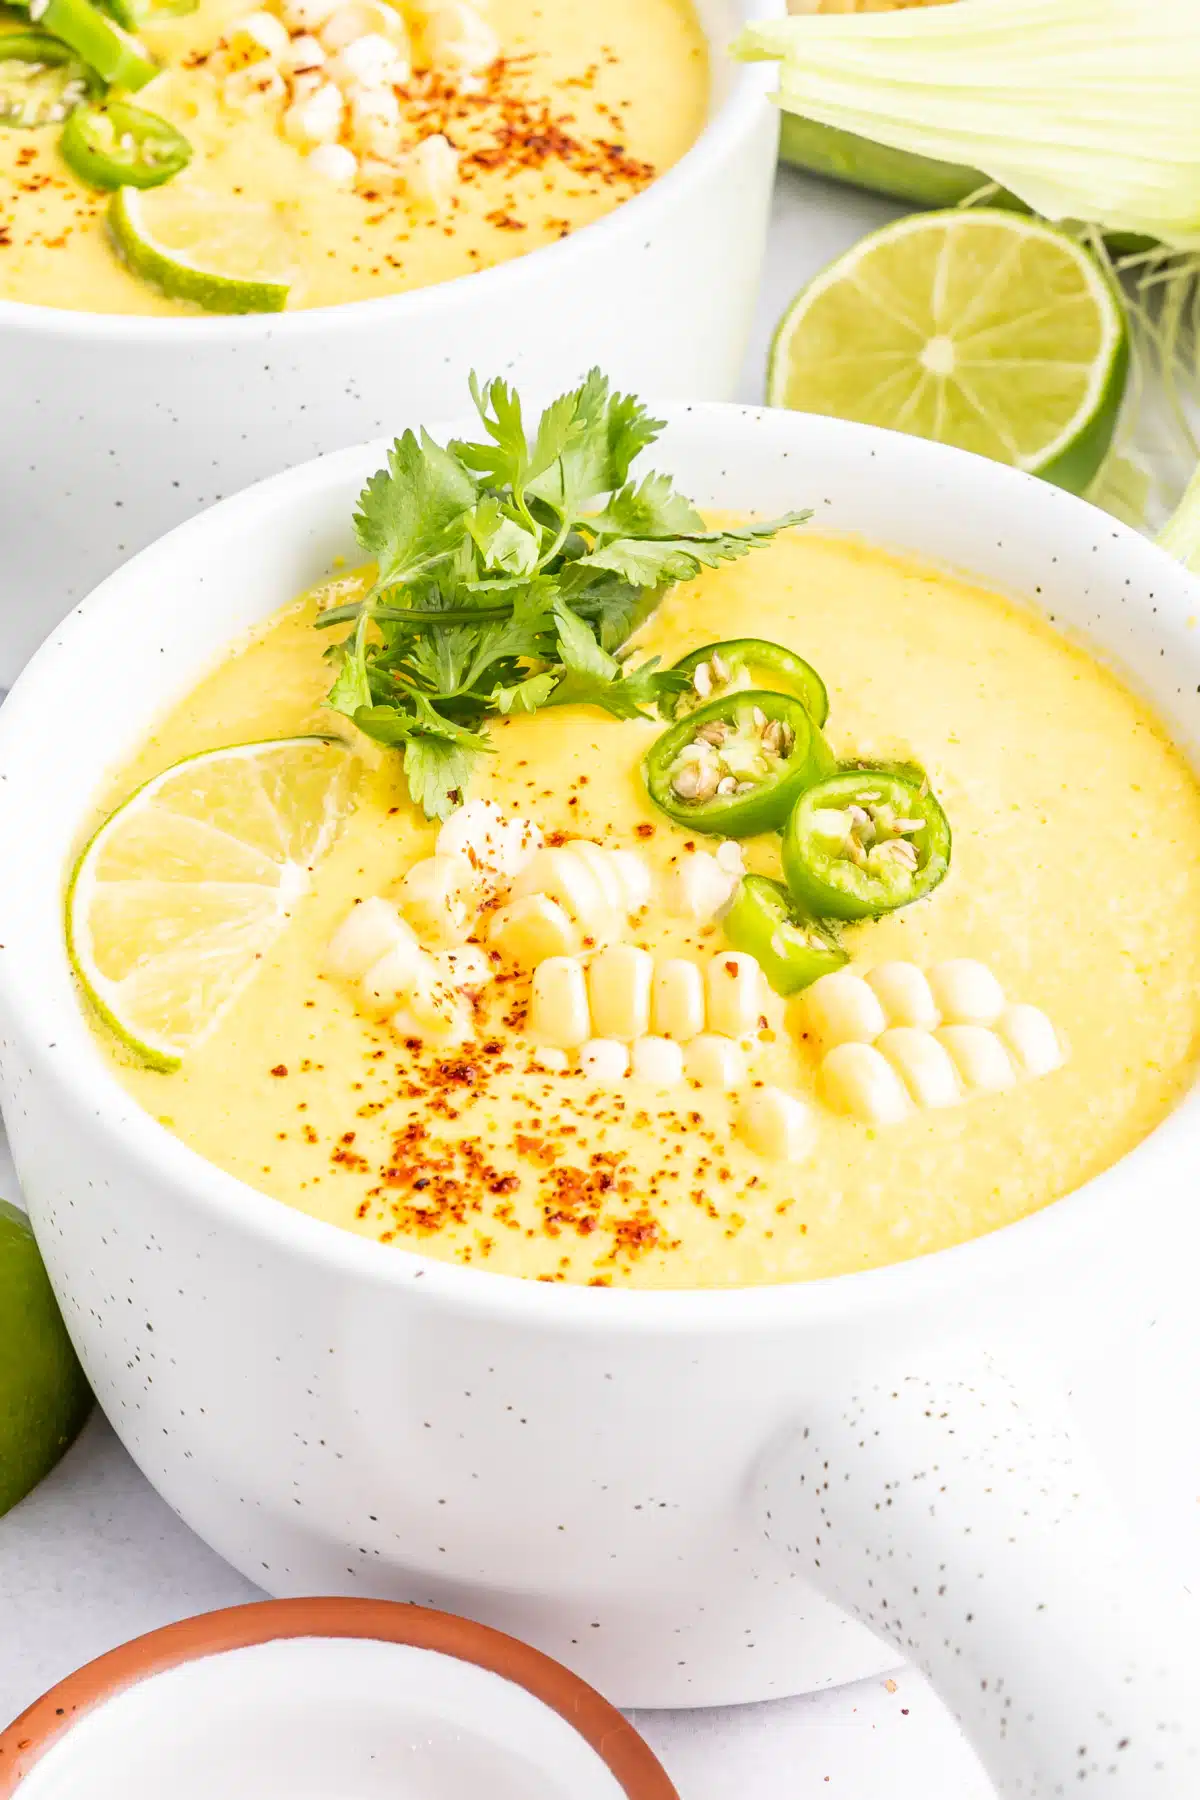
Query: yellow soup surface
xmin=0 ymin=0 xmax=708 ymax=314
xmin=91 ymin=527 xmax=1200 ymax=1288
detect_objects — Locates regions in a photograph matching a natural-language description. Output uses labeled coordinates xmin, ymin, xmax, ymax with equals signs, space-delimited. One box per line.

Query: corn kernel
xmin=650 ymin=957 xmax=706 ymax=1041
xmin=323 ymin=896 xmax=415 ymax=979
xmin=569 ymin=840 xmax=625 ymax=911
xmin=579 ymin=1039 xmax=630 ymax=1082
xmin=706 ymin=951 xmax=764 ymax=1038
xmin=529 ymin=957 xmax=591 ymax=1049
xmin=396 ymin=851 xmax=480 ymax=946
xmin=630 ymin=1036 xmax=685 ymax=1085
xmin=587 ymin=944 xmax=653 ymax=1042
xmin=876 ymin=1027 xmax=960 ymax=1109
xmin=665 ymin=851 xmax=737 ymax=922
xmin=282 ymin=79 xmax=343 ymax=145
xmin=306 ymin=142 xmax=357 ymax=184
xmin=609 ymin=849 xmax=653 ymax=912
xmin=936 ymin=1025 xmax=1016 ymax=1093
xmin=511 ymin=847 xmax=619 ymax=944
xmin=819 ymin=1042 xmax=911 ymax=1124
xmin=487 ymin=894 xmax=578 ymax=966
xmin=801 ymin=970 xmax=887 ymax=1049
xmin=739 ymin=1086 xmax=813 ymax=1160
xmin=437 ymin=798 xmax=541 ymax=882
xmin=865 ymin=962 xmax=939 ymax=1030
xmin=684 ymin=1034 xmax=746 ymax=1088
xmin=928 ymin=959 xmax=1006 ymax=1027
xmin=428 ymin=946 xmax=493 ymax=988
xmin=996 ymin=1005 xmax=1064 ymax=1077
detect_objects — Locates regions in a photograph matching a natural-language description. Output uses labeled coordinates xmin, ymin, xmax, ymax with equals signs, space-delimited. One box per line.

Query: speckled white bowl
xmin=0 ymin=407 xmax=1198 ymax=1797
xmin=0 ymin=0 xmax=781 ymax=686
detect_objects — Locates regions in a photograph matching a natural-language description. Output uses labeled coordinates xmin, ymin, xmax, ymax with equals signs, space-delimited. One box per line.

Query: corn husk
xmin=737 ymin=0 xmax=1200 ymax=250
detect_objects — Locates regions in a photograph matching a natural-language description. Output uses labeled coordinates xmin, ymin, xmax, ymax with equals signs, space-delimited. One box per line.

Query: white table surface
xmin=1 ymin=166 xmax=1197 ymax=1799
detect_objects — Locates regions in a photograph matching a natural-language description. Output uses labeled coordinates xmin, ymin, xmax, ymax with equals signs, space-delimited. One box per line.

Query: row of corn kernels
xmin=528 ymin=946 xmax=767 ymax=1049
xmin=800 ymin=962 xmax=1064 ymax=1124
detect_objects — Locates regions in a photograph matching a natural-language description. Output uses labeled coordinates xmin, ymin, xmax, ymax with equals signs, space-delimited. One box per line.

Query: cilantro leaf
xmin=546 ymin=597 xmax=684 ymax=719
xmin=575 ymin=513 xmax=811 ymax=587
xmin=452 ymin=375 xmax=530 ymax=493
xmin=404 ymin=737 xmax=482 ymax=822
xmin=587 ymin=470 xmax=706 ymax=540
xmin=526 ymin=370 xmax=664 ymax=518
xmin=354 ymin=429 xmax=476 ymax=590
xmin=319 ymin=372 xmax=807 ymax=818
xmin=491 ymin=671 xmax=559 ymax=714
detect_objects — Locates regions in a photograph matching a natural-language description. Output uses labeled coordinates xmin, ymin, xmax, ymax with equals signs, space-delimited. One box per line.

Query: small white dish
xmin=0 ymin=1599 xmax=676 ymax=1799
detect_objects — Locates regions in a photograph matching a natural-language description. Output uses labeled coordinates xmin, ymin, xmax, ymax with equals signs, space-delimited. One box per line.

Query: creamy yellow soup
xmin=0 ymin=0 xmax=707 ymax=313
xmin=92 ymin=527 xmax=1200 ymax=1288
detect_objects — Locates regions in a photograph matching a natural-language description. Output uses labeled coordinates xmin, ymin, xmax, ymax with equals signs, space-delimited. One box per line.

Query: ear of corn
xmin=739 ymin=0 xmax=1200 ymax=250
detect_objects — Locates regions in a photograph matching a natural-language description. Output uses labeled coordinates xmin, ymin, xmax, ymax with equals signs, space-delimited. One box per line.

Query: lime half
xmin=67 ymin=736 xmax=360 ymax=1070
xmin=109 ymin=183 xmax=295 ymax=314
xmin=768 ymin=209 xmax=1128 ymax=494
xmin=0 ymin=1199 xmax=92 ymax=1518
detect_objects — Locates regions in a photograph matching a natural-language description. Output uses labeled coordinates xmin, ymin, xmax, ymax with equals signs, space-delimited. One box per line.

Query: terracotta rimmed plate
xmin=0 ymin=1597 xmax=678 ymax=1798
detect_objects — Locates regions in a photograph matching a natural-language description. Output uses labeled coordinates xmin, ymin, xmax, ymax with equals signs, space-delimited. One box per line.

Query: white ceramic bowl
xmin=0 ymin=0 xmax=781 ymax=687
xmin=1 ymin=408 xmax=1199 ymax=1796
xmin=0 ymin=1598 xmax=676 ymax=1799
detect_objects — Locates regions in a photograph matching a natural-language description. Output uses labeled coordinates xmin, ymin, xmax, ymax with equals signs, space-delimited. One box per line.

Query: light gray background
xmin=2 ymin=168 xmax=1197 ymax=1798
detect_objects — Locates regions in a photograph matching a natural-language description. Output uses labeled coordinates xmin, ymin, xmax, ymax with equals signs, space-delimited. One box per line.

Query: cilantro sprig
xmin=318 ymin=370 xmax=810 ymax=819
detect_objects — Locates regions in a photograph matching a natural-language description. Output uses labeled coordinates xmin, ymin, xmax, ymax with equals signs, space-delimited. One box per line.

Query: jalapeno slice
xmin=668 ymin=638 xmax=829 ymax=727
xmin=0 ymin=30 xmax=96 ymax=127
xmin=724 ymin=874 xmax=847 ymax=996
xmin=782 ymin=767 xmax=951 ymax=921
xmin=35 ymin=0 xmax=156 ymax=89
xmin=60 ymin=97 xmax=189 ymax=187
xmin=644 ymin=690 xmax=835 ymax=838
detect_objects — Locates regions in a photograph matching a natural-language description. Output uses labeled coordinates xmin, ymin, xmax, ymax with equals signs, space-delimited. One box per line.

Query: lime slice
xmin=67 ymin=737 xmax=360 ymax=1070
xmin=767 ymin=209 xmax=1128 ymax=495
xmin=0 ymin=1198 xmax=92 ymax=1518
xmin=109 ymin=183 xmax=295 ymax=314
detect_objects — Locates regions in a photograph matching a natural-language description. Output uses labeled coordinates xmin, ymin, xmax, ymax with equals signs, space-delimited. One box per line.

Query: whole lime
xmin=0 ymin=1198 xmax=93 ymax=1516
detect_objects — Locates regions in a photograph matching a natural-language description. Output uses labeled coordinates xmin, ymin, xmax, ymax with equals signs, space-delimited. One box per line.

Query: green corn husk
xmin=738 ymin=0 xmax=1200 ymax=249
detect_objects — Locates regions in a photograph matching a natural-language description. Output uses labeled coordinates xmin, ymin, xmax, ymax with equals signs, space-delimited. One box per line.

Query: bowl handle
xmin=760 ymin=1348 xmax=1200 ymax=1795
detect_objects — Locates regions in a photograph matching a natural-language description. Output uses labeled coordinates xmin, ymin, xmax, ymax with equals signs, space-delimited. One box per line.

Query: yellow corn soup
xmin=89 ymin=527 xmax=1200 ymax=1288
xmin=0 ymin=0 xmax=708 ymax=313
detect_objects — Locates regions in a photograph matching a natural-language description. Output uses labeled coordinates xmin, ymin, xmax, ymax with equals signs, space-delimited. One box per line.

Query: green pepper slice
xmin=643 ymin=690 xmax=834 ymax=838
xmin=60 ymin=96 xmax=189 ymax=187
xmin=667 ymin=638 xmax=829 ymax=727
xmin=724 ymin=874 xmax=847 ymax=996
xmin=35 ymin=0 xmax=156 ymax=88
xmin=0 ymin=29 xmax=95 ymax=126
xmin=782 ymin=766 xmax=951 ymax=921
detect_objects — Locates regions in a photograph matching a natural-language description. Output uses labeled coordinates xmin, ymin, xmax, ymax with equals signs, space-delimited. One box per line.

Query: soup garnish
xmin=666 ymin=638 xmax=830 ymax=727
xmin=314 ymin=370 xmax=808 ymax=821
xmin=781 ymin=766 xmax=952 ymax=920
xmin=0 ymin=30 xmax=97 ymax=126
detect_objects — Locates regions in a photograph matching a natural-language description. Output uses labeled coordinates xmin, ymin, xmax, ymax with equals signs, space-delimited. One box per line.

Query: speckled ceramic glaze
xmin=0 ymin=410 xmax=1197 ymax=1797
xmin=0 ymin=0 xmax=780 ymax=689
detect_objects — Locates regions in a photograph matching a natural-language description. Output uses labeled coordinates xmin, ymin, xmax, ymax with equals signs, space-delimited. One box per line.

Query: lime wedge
xmin=109 ymin=183 xmax=295 ymax=314
xmin=67 ymin=737 xmax=360 ymax=1070
xmin=767 ymin=210 xmax=1128 ymax=494
xmin=0 ymin=1198 xmax=92 ymax=1518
